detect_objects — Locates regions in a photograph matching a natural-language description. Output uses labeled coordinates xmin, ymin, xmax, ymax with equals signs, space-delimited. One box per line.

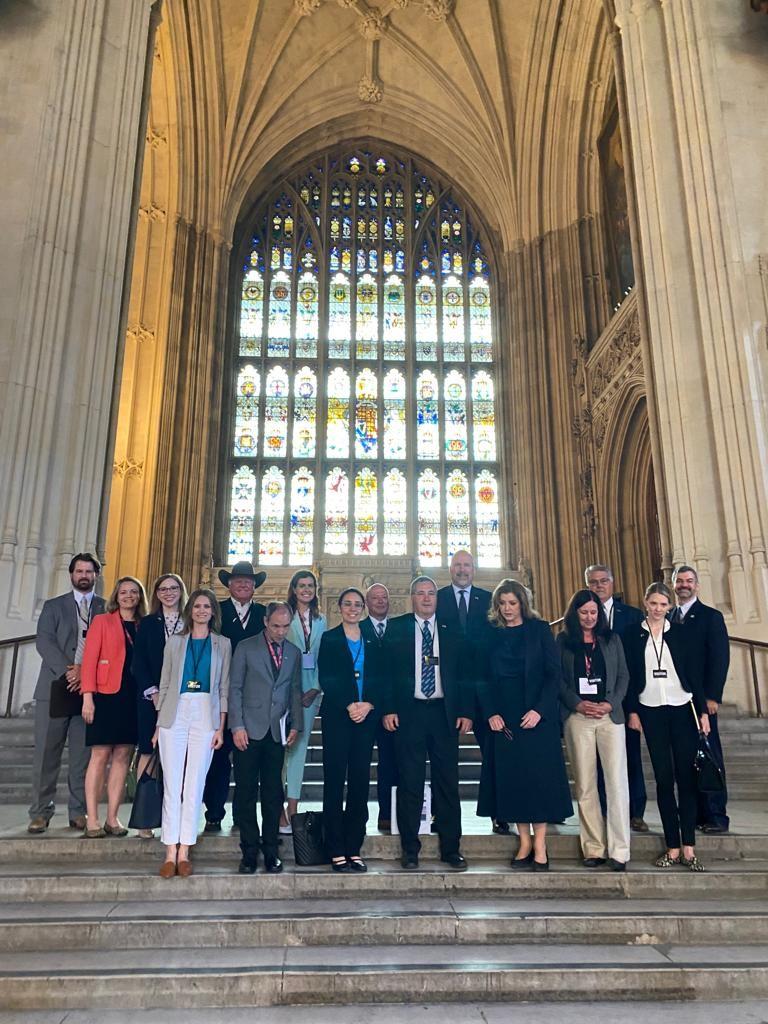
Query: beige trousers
xmin=565 ymin=712 xmax=630 ymax=863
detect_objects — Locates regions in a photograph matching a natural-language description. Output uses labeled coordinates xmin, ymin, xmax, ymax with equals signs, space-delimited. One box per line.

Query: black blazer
xmin=477 ymin=618 xmax=561 ymax=723
xmin=673 ymin=600 xmax=730 ymax=703
xmin=132 ymin=612 xmax=172 ymax=694
xmin=318 ymin=624 xmax=384 ymax=715
xmin=360 ymin=617 xmax=390 ymax=647
xmin=220 ymin=597 xmax=266 ymax=652
xmin=382 ymin=613 xmax=472 ymax=725
xmin=436 ymin=585 xmax=491 ymax=638
xmin=610 ymin=599 xmax=643 ymax=639
xmin=623 ymin=622 xmax=705 ymax=715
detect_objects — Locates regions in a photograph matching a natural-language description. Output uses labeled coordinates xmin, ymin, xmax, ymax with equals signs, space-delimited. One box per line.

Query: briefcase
xmin=128 ymin=751 xmax=163 ymax=830
xmin=49 ymin=675 xmax=83 ymax=719
xmin=291 ymin=811 xmax=329 ymax=865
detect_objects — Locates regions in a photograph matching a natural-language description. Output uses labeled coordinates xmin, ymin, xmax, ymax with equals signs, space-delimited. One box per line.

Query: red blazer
xmin=81 ymin=612 xmax=130 ymax=695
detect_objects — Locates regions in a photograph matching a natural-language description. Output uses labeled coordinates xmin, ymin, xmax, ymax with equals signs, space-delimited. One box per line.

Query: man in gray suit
xmin=229 ymin=601 xmax=302 ymax=874
xmin=28 ymin=553 xmax=106 ymax=833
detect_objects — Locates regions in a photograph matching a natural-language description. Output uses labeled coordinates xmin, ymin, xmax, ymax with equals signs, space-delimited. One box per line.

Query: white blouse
xmin=640 ymin=620 xmax=691 ymax=708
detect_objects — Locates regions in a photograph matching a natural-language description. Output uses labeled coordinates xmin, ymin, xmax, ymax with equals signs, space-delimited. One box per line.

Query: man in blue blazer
xmin=672 ymin=564 xmax=730 ymax=832
xmin=585 ymin=563 xmax=647 ymax=831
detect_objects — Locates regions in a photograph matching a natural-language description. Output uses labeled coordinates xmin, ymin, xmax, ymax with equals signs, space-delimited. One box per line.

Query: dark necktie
xmin=375 ymin=622 xmax=385 ymax=639
xmin=421 ymin=621 xmax=435 ymax=698
xmin=675 ymin=607 xmax=684 ymax=624
xmin=458 ymin=590 xmax=468 ymax=632
xmin=270 ymin=641 xmax=282 ymax=679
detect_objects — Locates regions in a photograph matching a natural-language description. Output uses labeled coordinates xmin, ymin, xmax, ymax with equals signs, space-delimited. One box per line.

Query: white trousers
xmin=565 ymin=712 xmax=631 ymax=863
xmin=158 ymin=694 xmax=215 ymax=846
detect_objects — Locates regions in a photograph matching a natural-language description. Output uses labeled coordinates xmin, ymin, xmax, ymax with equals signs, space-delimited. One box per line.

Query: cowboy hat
xmin=218 ymin=561 xmax=267 ymax=589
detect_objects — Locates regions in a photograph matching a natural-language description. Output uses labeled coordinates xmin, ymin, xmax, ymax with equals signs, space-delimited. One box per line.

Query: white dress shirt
xmin=368 ymin=617 xmax=388 ymax=636
xmin=602 ymin=596 xmax=614 ymax=628
xmin=640 ymin=620 xmax=690 ymax=708
xmin=72 ymin=589 xmax=94 ymax=610
xmin=232 ymin=598 xmax=253 ymax=625
xmin=677 ymin=597 xmax=697 ymax=621
xmin=452 ymin=583 xmax=472 ymax=607
xmin=414 ymin=615 xmax=444 ymax=700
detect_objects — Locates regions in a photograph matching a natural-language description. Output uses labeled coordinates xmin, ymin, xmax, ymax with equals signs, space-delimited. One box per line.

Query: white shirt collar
xmin=73 ymin=590 xmax=94 ymax=604
xmin=641 ymin=618 xmax=670 ymax=634
xmin=452 ymin=583 xmax=471 ymax=600
xmin=369 ymin=616 xmax=387 ymax=628
xmin=678 ymin=597 xmax=697 ymax=617
xmin=602 ymin=596 xmax=614 ymax=614
xmin=416 ymin=614 xmax=436 ymax=629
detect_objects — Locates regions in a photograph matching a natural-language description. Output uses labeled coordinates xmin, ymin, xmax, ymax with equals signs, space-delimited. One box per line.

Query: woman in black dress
xmin=477 ymin=579 xmax=572 ymax=870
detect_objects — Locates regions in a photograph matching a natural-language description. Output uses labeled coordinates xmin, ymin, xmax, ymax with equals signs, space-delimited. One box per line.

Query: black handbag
xmin=689 ymin=703 xmax=726 ymax=795
xmin=49 ymin=675 xmax=82 ymax=719
xmin=127 ymin=750 xmax=163 ymax=830
xmin=291 ymin=811 xmax=329 ymax=865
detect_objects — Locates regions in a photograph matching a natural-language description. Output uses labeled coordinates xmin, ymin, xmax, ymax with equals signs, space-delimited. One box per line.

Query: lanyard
xmin=647 ymin=623 xmax=666 ymax=672
xmin=188 ymin=635 xmax=210 ymax=678
xmin=121 ymin=620 xmax=135 ymax=647
xmin=236 ymin=605 xmax=251 ymax=629
xmin=163 ymin=613 xmax=181 ymax=639
xmin=77 ymin=598 xmax=92 ymax=630
xmin=300 ymin=612 xmax=312 ymax=653
xmin=348 ymin=636 xmax=364 ymax=672
xmin=268 ymin=640 xmax=283 ymax=673
xmin=583 ymin=641 xmax=596 ymax=677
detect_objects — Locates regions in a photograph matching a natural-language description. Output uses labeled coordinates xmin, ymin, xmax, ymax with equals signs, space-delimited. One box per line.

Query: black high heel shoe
xmin=532 ymin=855 xmax=549 ymax=872
xmin=510 ymin=850 xmax=534 ymax=870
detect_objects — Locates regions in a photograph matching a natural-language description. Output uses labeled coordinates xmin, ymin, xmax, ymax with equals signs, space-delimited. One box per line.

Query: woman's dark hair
xmin=149 ymin=573 xmax=189 ymax=617
xmin=182 ymin=588 xmax=222 ymax=634
xmin=562 ymin=589 xmax=611 ymax=648
xmin=338 ymin=587 xmax=365 ymax=608
xmin=286 ymin=570 xmax=320 ymax=619
xmin=488 ymin=579 xmax=538 ymax=626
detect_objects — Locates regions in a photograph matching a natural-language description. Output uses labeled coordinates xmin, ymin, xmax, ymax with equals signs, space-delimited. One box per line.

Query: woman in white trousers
xmin=154 ymin=588 xmax=231 ymax=877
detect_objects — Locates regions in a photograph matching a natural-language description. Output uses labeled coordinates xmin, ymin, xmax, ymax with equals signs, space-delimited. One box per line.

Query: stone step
xmin=1 ymin=942 xmax=767 ymax=1010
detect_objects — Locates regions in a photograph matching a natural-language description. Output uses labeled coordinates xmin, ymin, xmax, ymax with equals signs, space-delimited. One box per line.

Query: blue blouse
xmin=346 ymin=635 xmax=365 ymax=701
xmin=180 ymin=636 xmax=211 ymax=694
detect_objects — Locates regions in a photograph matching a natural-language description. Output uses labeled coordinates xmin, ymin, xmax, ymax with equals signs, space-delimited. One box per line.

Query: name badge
xmin=302 ymin=652 xmax=315 ymax=670
xmin=653 ymin=669 xmax=668 ymax=679
xmin=186 ymin=679 xmax=200 ymax=690
xmin=423 ymin=655 xmax=439 ymax=668
xmin=579 ymin=677 xmax=598 ymax=696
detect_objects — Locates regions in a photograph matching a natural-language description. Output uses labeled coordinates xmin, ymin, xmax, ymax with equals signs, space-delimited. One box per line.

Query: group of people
xmin=27 ymin=549 xmax=730 ymax=876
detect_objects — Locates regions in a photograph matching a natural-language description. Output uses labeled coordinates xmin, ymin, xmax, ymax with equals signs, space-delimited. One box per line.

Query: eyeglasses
xmin=157 ymin=585 xmax=181 ymax=594
xmin=588 ymin=578 xmax=611 ymax=586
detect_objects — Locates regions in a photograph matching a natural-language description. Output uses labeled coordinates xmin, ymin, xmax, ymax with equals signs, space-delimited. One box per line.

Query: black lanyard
xmin=300 ymin=613 xmax=312 ymax=653
xmin=236 ymin=605 xmax=251 ymax=630
xmin=647 ymin=623 xmax=666 ymax=672
xmin=163 ymin=613 xmax=181 ymax=639
xmin=188 ymin=635 xmax=210 ymax=677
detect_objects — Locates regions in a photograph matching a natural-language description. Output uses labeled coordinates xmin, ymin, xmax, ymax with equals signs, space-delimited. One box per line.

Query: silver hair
xmin=410 ymin=575 xmax=437 ymax=595
xmin=584 ymin=563 xmax=614 ymax=584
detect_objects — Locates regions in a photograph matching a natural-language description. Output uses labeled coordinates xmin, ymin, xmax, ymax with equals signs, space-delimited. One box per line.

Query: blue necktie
xmin=421 ymin=621 xmax=435 ymax=698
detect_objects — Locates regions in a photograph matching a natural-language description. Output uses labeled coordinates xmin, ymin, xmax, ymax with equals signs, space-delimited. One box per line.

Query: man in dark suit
xmin=230 ymin=601 xmax=302 ymax=874
xmin=585 ymin=563 xmax=647 ymax=831
xmin=361 ymin=583 xmax=398 ymax=831
xmin=382 ymin=576 xmax=473 ymax=870
xmin=28 ymin=553 xmax=106 ymax=833
xmin=203 ymin=560 xmax=267 ymax=832
xmin=672 ymin=564 xmax=730 ymax=833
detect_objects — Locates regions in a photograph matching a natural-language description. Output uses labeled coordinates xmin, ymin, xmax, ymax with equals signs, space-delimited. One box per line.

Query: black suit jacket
xmin=623 ymin=622 xmax=705 ymax=715
xmin=220 ymin=597 xmax=266 ymax=652
xmin=609 ymin=599 xmax=643 ymax=639
xmin=360 ymin=617 xmax=390 ymax=647
xmin=477 ymin=618 xmax=561 ymax=723
xmin=436 ymin=585 xmax=491 ymax=638
xmin=382 ymin=613 xmax=472 ymax=725
xmin=674 ymin=600 xmax=730 ymax=703
xmin=317 ymin=624 xmax=384 ymax=714
xmin=133 ymin=612 xmax=171 ymax=693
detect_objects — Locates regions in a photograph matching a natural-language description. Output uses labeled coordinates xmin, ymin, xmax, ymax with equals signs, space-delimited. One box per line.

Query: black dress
xmin=477 ymin=623 xmax=572 ymax=824
xmin=86 ymin=620 xmax=139 ymax=747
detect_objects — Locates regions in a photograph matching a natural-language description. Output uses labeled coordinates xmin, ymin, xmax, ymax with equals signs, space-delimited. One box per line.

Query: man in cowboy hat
xmin=202 ymin=561 xmax=268 ymax=833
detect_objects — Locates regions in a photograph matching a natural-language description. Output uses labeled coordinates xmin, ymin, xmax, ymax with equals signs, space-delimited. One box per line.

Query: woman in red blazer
xmin=81 ymin=576 xmax=148 ymax=838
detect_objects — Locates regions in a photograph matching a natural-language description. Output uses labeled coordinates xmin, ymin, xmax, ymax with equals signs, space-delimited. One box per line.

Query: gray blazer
xmin=228 ymin=632 xmax=303 ymax=744
xmin=34 ymin=592 xmax=107 ymax=700
xmin=156 ymin=633 xmax=231 ymax=732
xmin=558 ymin=632 xmax=629 ymax=725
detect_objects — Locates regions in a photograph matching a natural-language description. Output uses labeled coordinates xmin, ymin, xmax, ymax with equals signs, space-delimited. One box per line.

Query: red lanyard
xmin=268 ymin=640 xmax=283 ymax=672
xmin=584 ymin=642 xmax=596 ymax=677
xmin=300 ymin=613 xmax=311 ymax=653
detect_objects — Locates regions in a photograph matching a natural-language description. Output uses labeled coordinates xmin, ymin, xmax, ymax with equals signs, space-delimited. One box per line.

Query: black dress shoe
xmin=700 ymin=824 xmax=729 ymax=834
xmin=510 ymin=851 xmax=534 ymax=870
xmin=492 ymin=820 xmax=511 ymax=835
xmin=442 ymin=853 xmax=468 ymax=871
xmin=401 ymin=853 xmax=419 ymax=870
xmin=238 ymin=859 xmax=257 ymax=874
xmin=532 ymin=856 xmax=549 ymax=872
xmin=264 ymin=855 xmax=283 ymax=874
xmin=607 ymin=858 xmax=626 ymax=872
xmin=347 ymin=857 xmax=368 ymax=872
xmin=583 ymin=857 xmax=607 ymax=868
xmin=332 ymin=858 xmax=352 ymax=873
xmin=377 ymin=819 xmax=391 ymax=833
xmin=204 ymin=820 xmax=222 ymax=834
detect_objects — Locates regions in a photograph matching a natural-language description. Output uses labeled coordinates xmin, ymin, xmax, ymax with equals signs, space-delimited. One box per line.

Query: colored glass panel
xmin=471 ymin=371 xmax=497 ymax=461
xmin=383 ymin=369 xmax=407 ymax=459
xmin=446 ymin=469 xmax=471 ymax=557
xmin=288 ymin=467 xmax=314 ymax=564
xmin=442 ymin=274 xmax=465 ymax=361
xmin=356 ymin=272 xmax=377 ymax=359
xmin=295 ymin=270 xmax=319 ymax=358
xmin=257 ymin=466 xmax=285 ymax=565
xmin=383 ymin=469 xmax=407 ymax=556
xmin=234 ymin=365 xmax=260 ymax=457
xmin=354 ymin=468 xmax=378 ymax=555
xmin=292 ymin=366 xmax=317 ymax=458
xmin=228 ymin=466 xmax=256 ymax=560
xmin=329 ymin=272 xmax=350 ymax=359
xmin=240 ymin=269 xmax=263 ymax=356
xmin=415 ymin=274 xmax=437 ymax=360
xmin=263 ymin=366 xmax=289 ymax=457
xmin=326 ymin=367 xmax=350 ymax=458
xmin=355 ymin=369 xmax=378 ymax=459
xmin=417 ymin=469 xmax=441 ymax=566
xmin=475 ymin=470 xmax=501 ymax=567
xmin=383 ymin=274 xmax=405 ymax=360
xmin=267 ymin=270 xmax=291 ymax=357
xmin=416 ymin=370 xmax=439 ymax=459
xmin=443 ymin=370 xmax=468 ymax=461
xmin=469 ymin=275 xmax=492 ymax=361
xmin=324 ymin=468 xmax=349 ymax=555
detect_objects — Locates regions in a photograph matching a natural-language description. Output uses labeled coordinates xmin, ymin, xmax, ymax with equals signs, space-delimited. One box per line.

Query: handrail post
xmin=4 ymin=641 xmax=20 ymax=719
xmin=750 ymin=643 xmax=762 ymax=718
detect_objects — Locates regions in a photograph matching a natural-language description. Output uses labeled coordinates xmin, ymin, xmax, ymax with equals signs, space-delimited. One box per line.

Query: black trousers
xmin=233 ymin=732 xmax=285 ymax=861
xmin=322 ymin=707 xmax=378 ymax=858
xmin=203 ymin=728 xmax=242 ymax=824
xmin=598 ymin=722 xmax=647 ymax=820
xmin=638 ymin=703 xmax=699 ymax=848
xmin=395 ymin=699 xmax=461 ymax=858
xmin=376 ymin=718 xmax=399 ymax=820
xmin=696 ymin=712 xmax=729 ymax=829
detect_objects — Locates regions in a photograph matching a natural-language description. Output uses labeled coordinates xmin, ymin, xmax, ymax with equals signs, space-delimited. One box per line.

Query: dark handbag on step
xmin=128 ymin=750 xmax=163 ymax=830
xmin=689 ymin=703 xmax=725 ymax=795
xmin=291 ymin=811 xmax=329 ymax=865
xmin=49 ymin=675 xmax=83 ymax=719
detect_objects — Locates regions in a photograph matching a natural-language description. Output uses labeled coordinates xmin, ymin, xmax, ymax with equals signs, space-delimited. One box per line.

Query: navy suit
xmin=203 ymin=597 xmax=266 ymax=824
xmin=361 ymin=617 xmax=399 ymax=823
xmin=674 ymin=600 xmax=730 ymax=830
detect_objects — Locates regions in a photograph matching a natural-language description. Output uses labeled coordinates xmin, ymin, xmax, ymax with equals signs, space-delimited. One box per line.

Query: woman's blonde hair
xmin=487 ymin=578 xmax=539 ymax=627
xmin=106 ymin=576 xmax=149 ymax=619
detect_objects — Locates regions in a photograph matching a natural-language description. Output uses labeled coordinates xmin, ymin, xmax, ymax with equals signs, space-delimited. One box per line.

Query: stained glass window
xmin=226 ymin=146 xmax=502 ymax=567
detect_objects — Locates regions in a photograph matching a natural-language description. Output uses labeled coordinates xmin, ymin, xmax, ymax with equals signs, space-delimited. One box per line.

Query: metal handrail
xmin=0 ymin=634 xmax=36 ymax=718
xmin=729 ymin=635 xmax=768 ymax=718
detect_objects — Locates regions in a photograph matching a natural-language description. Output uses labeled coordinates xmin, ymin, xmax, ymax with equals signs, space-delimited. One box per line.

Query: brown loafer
xmin=177 ymin=859 xmax=193 ymax=878
xmin=159 ymin=861 xmax=177 ymax=878
xmin=69 ymin=816 xmax=87 ymax=830
xmin=27 ymin=817 xmax=49 ymax=834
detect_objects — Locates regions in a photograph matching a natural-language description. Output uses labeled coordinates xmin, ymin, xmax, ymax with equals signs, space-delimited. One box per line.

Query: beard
xmin=73 ymin=578 xmax=93 ymax=592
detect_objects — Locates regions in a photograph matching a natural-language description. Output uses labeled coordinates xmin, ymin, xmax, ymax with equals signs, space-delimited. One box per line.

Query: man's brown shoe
xmin=27 ymin=817 xmax=48 ymax=834
xmin=631 ymin=817 xmax=650 ymax=833
xmin=69 ymin=816 xmax=86 ymax=830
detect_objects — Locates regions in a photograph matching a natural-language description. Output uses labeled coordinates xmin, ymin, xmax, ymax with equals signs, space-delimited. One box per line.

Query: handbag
xmin=127 ymin=750 xmax=163 ymax=830
xmin=291 ymin=810 xmax=329 ymax=865
xmin=689 ymin=702 xmax=726 ymax=795
xmin=49 ymin=675 xmax=83 ymax=719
